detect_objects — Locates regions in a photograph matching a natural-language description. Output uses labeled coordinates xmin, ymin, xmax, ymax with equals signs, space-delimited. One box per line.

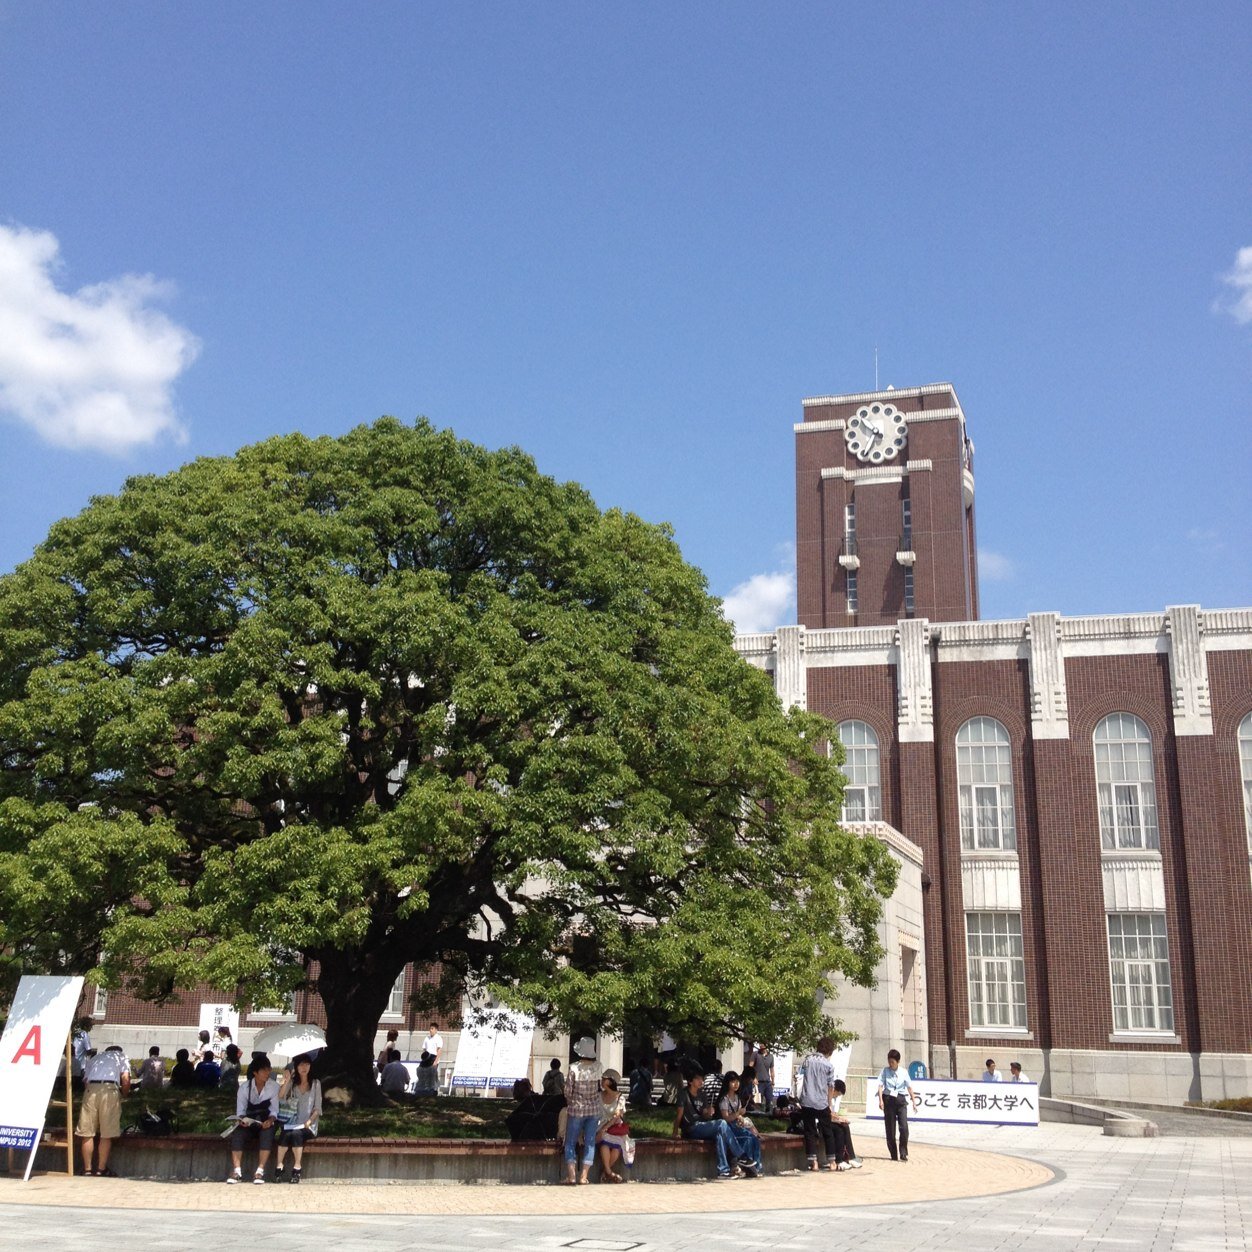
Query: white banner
xmin=0 ymin=975 xmax=85 ymax=1151
xmin=450 ymin=1010 xmax=534 ymax=1089
xmin=197 ymin=1002 xmax=240 ymax=1039
xmin=864 ymin=1077 xmax=1039 ymax=1126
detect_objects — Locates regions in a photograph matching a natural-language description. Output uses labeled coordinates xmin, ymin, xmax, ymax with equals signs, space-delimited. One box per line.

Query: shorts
xmin=76 ymin=1085 xmax=122 ymax=1139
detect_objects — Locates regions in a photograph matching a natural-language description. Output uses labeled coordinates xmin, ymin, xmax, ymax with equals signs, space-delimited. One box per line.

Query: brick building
xmin=735 ymin=382 xmax=1252 ymax=1100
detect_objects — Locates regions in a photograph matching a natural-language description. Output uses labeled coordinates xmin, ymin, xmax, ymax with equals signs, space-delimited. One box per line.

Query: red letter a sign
xmin=11 ymin=1025 xmax=41 ymax=1064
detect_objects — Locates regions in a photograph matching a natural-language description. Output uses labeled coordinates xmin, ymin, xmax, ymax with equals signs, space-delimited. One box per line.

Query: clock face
xmin=844 ymin=403 xmax=908 ymax=463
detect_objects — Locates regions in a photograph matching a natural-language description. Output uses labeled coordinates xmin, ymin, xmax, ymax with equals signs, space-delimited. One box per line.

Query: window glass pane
xmin=965 ymin=912 xmax=1027 ymax=1029
xmin=957 ymin=719 xmax=1014 ymax=850
xmin=1107 ymin=912 xmax=1173 ymax=1032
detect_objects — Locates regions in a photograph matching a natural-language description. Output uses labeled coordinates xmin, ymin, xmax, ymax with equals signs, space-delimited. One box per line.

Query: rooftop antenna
xmin=874 ymin=346 xmax=879 ymax=391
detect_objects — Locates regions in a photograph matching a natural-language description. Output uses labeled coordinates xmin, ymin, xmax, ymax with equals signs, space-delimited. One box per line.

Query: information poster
xmin=864 ymin=1077 xmax=1039 ymax=1125
xmin=0 ymin=975 xmax=85 ymax=1159
xmin=198 ymin=1002 xmax=240 ymax=1039
xmin=450 ymin=1009 xmax=534 ymax=1089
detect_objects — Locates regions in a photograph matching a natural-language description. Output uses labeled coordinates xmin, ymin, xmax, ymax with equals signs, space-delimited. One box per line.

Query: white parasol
xmin=250 ymin=1023 xmax=327 ymax=1059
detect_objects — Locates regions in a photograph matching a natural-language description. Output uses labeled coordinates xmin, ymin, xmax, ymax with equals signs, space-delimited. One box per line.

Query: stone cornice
xmin=802 ymin=383 xmax=957 ymax=408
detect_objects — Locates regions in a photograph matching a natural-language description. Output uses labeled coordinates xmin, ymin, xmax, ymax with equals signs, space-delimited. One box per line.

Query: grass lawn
xmin=49 ymin=1086 xmax=789 ymax=1140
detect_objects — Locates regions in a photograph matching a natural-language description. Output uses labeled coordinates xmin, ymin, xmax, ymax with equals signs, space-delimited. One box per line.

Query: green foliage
xmin=0 ymin=418 xmax=897 ymax=1075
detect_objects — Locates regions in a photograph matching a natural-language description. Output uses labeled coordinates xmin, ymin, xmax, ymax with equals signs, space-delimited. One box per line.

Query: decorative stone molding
xmin=774 ymin=625 xmax=807 ymax=711
xmin=1027 ymin=612 xmax=1070 ymax=739
xmin=1165 ymin=605 xmax=1212 ymax=736
xmin=842 ymin=819 xmax=925 ymax=868
xmin=793 ymin=419 xmax=846 ymax=433
xmin=1200 ymin=608 xmax=1252 ymax=649
xmin=896 ymin=550 xmax=916 ymax=567
xmin=904 ymin=459 xmax=933 ymax=472
xmin=838 ymin=553 xmax=860 ymax=570
xmin=896 ymin=617 xmax=934 ymax=742
xmin=1061 ymin=613 xmax=1169 ymax=657
xmin=961 ymin=855 xmax=1023 ymax=910
xmin=1102 ymin=856 xmax=1167 ymax=911
xmin=803 ymin=383 xmax=957 ymax=407
xmin=731 ymin=633 xmax=775 ymax=669
xmin=933 ymin=619 xmax=1027 ymax=663
xmin=821 ymin=466 xmax=905 ymax=486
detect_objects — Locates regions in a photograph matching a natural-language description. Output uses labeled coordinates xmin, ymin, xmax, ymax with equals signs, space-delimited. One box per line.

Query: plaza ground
xmin=3 ymin=1115 xmax=1250 ymax=1250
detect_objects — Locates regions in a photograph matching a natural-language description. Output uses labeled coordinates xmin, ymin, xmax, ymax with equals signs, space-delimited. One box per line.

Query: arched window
xmin=956 ymin=717 xmax=1016 ymax=851
xmin=838 ymin=720 xmax=881 ymax=822
xmin=1240 ymin=713 xmax=1252 ymax=850
xmin=1094 ymin=714 xmax=1159 ymax=850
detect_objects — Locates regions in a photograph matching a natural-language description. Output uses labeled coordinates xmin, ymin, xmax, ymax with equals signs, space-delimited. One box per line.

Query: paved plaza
xmin=2 ymin=1118 xmax=1249 ymax=1251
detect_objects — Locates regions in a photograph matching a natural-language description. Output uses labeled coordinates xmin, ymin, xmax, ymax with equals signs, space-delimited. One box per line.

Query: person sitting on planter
xmin=595 ymin=1069 xmax=633 ymax=1182
xmin=195 ymin=1048 xmax=221 ymax=1087
xmin=274 ymin=1053 xmax=321 ymax=1183
xmin=672 ymin=1070 xmax=755 ymax=1179
xmin=226 ymin=1055 xmax=280 ymax=1184
xmin=169 ymin=1048 xmax=196 ymax=1088
xmin=505 ymin=1078 xmax=566 ymax=1141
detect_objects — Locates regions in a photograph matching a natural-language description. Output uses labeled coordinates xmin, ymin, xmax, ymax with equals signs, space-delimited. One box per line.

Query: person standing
xmin=421 ymin=1024 xmax=444 ymax=1068
xmin=797 ymin=1036 xmax=841 ymax=1171
xmin=76 ymin=1044 xmax=131 ymax=1176
xmin=563 ymin=1037 xmax=603 ymax=1185
xmin=377 ymin=1029 xmax=399 ymax=1075
xmin=875 ymin=1048 xmax=919 ymax=1162
xmin=754 ymin=1044 xmax=775 ymax=1113
xmin=70 ymin=1016 xmax=93 ymax=1091
xmin=543 ymin=1058 xmax=566 ymax=1098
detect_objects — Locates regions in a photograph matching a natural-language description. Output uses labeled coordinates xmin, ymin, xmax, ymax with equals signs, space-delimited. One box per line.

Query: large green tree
xmin=0 ymin=419 xmax=896 ymax=1094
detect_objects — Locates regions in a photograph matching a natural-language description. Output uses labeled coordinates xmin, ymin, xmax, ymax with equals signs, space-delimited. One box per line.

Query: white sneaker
xmin=252 ymin=1169 xmax=266 ymax=1185
xmin=226 ymin=1170 xmax=242 ymax=1185
xmin=849 ymin=1157 xmax=864 ymax=1169
xmin=836 ymin=1161 xmax=852 ymax=1171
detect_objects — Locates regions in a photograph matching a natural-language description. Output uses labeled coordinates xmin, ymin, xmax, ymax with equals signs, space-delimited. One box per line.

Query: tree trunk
xmin=314 ymin=949 xmax=403 ymax=1103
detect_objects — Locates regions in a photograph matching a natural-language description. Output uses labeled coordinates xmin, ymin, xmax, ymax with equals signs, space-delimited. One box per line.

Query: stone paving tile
xmin=2 ymin=1120 xmax=1251 ymax=1251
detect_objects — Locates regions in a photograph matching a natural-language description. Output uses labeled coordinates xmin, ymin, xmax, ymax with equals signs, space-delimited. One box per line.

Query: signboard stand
xmin=0 ymin=975 xmax=85 ymax=1182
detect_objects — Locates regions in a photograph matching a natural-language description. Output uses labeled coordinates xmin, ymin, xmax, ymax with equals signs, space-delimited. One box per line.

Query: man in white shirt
xmin=982 ymin=1058 xmax=1003 ymax=1082
xmin=421 ymin=1025 xmax=444 ymax=1065
xmin=77 ymin=1046 xmax=131 ymax=1176
xmin=1009 ymin=1061 xmax=1031 ymax=1082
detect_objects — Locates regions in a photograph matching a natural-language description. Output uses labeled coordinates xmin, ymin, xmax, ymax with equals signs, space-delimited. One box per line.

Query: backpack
xmin=127 ymin=1107 xmax=177 ymax=1137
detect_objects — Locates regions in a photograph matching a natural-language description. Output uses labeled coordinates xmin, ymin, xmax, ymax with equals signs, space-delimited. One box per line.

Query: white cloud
xmin=1216 ymin=245 xmax=1252 ymax=325
xmin=721 ymin=564 xmax=796 ymax=634
xmin=978 ymin=549 xmax=1015 ymax=582
xmin=0 ymin=223 xmax=199 ymax=452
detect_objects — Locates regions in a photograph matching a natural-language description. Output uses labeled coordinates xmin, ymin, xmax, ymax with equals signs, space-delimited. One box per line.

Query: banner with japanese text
xmin=864 ymin=1077 xmax=1039 ymax=1125
xmin=0 ymin=975 xmax=85 ymax=1150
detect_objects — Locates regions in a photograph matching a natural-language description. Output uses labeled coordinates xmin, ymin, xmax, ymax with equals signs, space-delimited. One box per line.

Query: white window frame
xmin=381 ymin=969 xmax=407 ymax=1022
xmin=846 ymin=570 xmax=858 ymax=614
xmin=1239 ymin=712 xmax=1252 ymax=853
xmin=965 ymin=911 xmax=1028 ymax=1030
xmin=957 ymin=717 xmax=1017 ymax=851
xmin=837 ymin=720 xmax=882 ymax=822
xmin=248 ymin=993 xmax=296 ymax=1022
xmin=844 ymin=502 xmax=856 ymax=546
xmin=92 ymin=986 xmax=109 ymax=1018
xmin=904 ymin=568 xmax=915 ymax=615
xmin=1094 ymin=714 xmax=1160 ymax=850
xmin=1107 ymin=913 xmax=1174 ymax=1033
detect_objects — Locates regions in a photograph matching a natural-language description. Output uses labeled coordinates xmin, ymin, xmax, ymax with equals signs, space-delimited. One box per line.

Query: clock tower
xmin=795 ymin=382 xmax=978 ymax=628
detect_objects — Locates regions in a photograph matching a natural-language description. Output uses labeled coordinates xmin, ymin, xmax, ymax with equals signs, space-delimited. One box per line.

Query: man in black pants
xmin=796 ymin=1035 xmax=841 ymax=1171
xmin=874 ymin=1048 xmax=919 ymax=1161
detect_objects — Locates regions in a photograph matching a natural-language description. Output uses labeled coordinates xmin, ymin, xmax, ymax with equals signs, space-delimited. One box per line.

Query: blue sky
xmin=1 ymin=2 xmax=1249 ymax=629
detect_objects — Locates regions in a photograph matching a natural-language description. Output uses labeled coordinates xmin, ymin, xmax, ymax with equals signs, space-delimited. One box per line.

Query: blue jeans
xmin=564 ymin=1114 xmax=599 ymax=1168
xmin=684 ymin=1119 xmax=737 ymax=1175
xmin=727 ymin=1122 xmax=761 ymax=1168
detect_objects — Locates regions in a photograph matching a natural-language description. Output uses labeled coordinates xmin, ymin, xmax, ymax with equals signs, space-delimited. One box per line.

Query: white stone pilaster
xmin=896 ymin=617 xmax=934 ymax=743
xmin=774 ymin=625 xmax=807 ymax=711
xmin=1027 ymin=612 xmax=1070 ymax=739
xmin=1166 ymin=604 xmax=1212 ymax=736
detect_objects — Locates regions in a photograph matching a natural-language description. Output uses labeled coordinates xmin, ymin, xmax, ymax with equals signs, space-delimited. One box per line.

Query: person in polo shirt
xmin=875 ymin=1048 xmax=920 ymax=1162
xmin=76 ymin=1044 xmax=131 ymax=1176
